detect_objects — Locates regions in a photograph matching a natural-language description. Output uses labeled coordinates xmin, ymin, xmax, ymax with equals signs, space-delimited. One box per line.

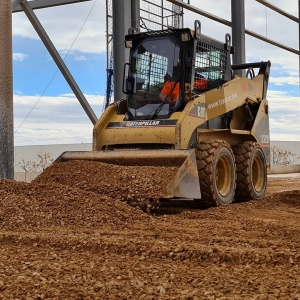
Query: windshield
xmin=128 ymin=38 xmax=182 ymax=119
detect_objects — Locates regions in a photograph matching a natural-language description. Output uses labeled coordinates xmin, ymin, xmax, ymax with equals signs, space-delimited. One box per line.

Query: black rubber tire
xmin=233 ymin=141 xmax=267 ymax=202
xmin=195 ymin=139 xmax=236 ymax=207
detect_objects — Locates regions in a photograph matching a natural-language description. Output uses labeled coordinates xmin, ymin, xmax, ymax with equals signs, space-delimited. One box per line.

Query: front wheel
xmin=233 ymin=142 xmax=267 ymax=202
xmin=195 ymin=140 xmax=236 ymax=207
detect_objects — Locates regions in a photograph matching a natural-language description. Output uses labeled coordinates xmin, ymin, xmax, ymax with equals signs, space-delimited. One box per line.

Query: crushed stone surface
xmin=0 ymin=160 xmax=300 ymax=299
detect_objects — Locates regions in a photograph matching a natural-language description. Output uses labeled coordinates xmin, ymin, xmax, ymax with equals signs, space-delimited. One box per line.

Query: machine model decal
xmin=106 ymin=120 xmax=177 ymax=129
xmin=261 ymin=134 xmax=270 ymax=144
xmin=188 ymin=103 xmax=206 ymax=119
xmin=207 ymin=93 xmax=237 ymax=110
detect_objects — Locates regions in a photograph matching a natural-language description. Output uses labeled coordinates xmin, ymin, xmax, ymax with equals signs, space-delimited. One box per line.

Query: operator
xmin=159 ymin=80 xmax=180 ymax=103
xmin=159 ymin=74 xmax=208 ymax=102
xmin=159 ymin=60 xmax=181 ymax=103
xmin=194 ymin=74 xmax=208 ymax=90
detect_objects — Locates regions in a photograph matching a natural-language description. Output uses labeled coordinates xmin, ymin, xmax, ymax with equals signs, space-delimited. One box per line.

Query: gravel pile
xmin=33 ymin=160 xmax=178 ymax=209
xmin=0 ymin=160 xmax=178 ymax=229
xmin=0 ymin=179 xmax=148 ymax=229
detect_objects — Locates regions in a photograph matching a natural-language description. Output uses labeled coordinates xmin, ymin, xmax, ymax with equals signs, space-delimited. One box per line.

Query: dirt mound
xmin=33 ymin=160 xmax=178 ymax=209
xmin=270 ymin=190 xmax=300 ymax=206
xmin=0 ymin=179 xmax=147 ymax=230
xmin=0 ymin=178 xmax=28 ymax=193
xmin=242 ymin=189 xmax=300 ymax=210
xmin=0 ymin=160 xmax=178 ymax=230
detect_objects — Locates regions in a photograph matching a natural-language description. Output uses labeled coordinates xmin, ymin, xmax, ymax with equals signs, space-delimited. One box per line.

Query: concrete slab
xmin=268 ymin=173 xmax=300 ymax=178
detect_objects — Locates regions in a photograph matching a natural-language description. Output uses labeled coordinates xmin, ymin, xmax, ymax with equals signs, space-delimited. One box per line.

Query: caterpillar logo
xmin=126 ymin=121 xmax=160 ymax=127
xmin=106 ymin=119 xmax=177 ymax=129
xmin=188 ymin=103 xmax=206 ymax=119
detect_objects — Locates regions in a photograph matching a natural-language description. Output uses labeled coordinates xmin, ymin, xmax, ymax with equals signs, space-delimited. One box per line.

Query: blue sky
xmin=13 ymin=36 xmax=106 ymax=97
xmin=12 ymin=0 xmax=299 ymax=145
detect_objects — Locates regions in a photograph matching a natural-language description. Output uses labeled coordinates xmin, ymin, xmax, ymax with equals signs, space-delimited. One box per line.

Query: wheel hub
xmin=216 ymin=155 xmax=232 ymax=196
xmin=252 ymin=156 xmax=264 ymax=192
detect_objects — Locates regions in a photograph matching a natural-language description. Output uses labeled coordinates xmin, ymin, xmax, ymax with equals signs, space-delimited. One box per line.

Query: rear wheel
xmin=195 ymin=140 xmax=236 ymax=207
xmin=233 ymin=142 xmax=267 ymax=202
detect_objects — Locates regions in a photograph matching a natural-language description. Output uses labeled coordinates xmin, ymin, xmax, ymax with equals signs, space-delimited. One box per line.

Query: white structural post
xmin=0 ymin=0 xmax=14 ymax=179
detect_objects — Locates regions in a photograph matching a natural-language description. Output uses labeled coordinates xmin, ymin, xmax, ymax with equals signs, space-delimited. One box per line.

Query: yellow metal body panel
xmin=176 ymin=74 xmax=264 ymax=148
xmin=93 ymin=104 xmax=182 ymax=150
xmin=93 ymin=74 xmax=266 ymax=151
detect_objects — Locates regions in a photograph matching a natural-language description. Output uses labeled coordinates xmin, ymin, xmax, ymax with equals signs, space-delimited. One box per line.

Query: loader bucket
xmin=55 ymin=149 xmax=201 ymax=199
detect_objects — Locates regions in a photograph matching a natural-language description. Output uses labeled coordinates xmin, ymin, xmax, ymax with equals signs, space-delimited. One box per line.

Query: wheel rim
xmin=252 ymin=155 xmax=265 ymax=192
xmin=216 ymin=155 xmax=232 ymax=196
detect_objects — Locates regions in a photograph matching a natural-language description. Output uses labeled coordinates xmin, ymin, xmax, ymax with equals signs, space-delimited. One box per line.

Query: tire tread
xmin=196 ymin=139 xmax=235 ymax=207
xmin=233 ymin=141 xmax=266 ymax=201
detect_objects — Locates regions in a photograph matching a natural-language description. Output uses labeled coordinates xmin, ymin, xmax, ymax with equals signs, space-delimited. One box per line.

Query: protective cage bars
xmin=194 ymin=41 xmax=227 ymax=92
xmin=140 ymin=0 xmax=184 ymax=31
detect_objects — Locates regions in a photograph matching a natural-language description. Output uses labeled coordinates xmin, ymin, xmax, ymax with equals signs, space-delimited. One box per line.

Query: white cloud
xmin=267 ymin=90 xmax=289 ymax=98
xmin=13 ymin=93 xmax=105 ymax=145
xmin=12 ymin=0 xmax=106 ymax=53
xmin=14 ymin=93 xmax=105 ymax=109
xmin=13 ymin=52 xmax=28 ymax=61
xmin=14 ymin=123 xmax=94 ymax=146
xmin=270 ymin=76 xmax=299 ymax=86
xmin=268 ymin=93 xmax=300 ymax=141
xmin=75 ymin=55 xmax=88 ymax=61
xmin=13 ymin=89 xmax=24 ymax=95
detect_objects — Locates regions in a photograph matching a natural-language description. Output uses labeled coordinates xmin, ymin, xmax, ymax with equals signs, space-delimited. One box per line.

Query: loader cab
xmin=123 ymin=23 xmax=233 ymax=121
xmin=124 ymin=31 xmax=190 ymax=120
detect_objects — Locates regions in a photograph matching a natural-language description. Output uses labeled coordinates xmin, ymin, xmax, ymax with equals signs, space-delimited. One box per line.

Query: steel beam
xmin=166 ymin=0 xmax=231 ymax=26
xmin=256 ymin=0 xmax=298 ymax=23
xmin=0 ymin=0 xmax=14 ymax=179
xmin=166 ymin=0 xmax=299 ymax=55
xmin=13 ymin=0 xmax=91 ymax=13
xmin=245 ymin=28 xmax=299 ymax=55
xmin=19 ymin=0 xmax=98 ymax=125
xmin=112 ymin=0 xmax=131 ymax=102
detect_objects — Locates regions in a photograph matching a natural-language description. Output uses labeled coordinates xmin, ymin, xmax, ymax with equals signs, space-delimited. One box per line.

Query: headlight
xmin=181 ymin=33 xmax=189 ymax=42
xmin=125 ymin=40 xmax=133 ymax=48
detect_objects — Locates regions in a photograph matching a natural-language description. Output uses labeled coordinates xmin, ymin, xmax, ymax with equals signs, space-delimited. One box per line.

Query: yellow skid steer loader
xmin=57 ymin=20 xmax=271 ymax=207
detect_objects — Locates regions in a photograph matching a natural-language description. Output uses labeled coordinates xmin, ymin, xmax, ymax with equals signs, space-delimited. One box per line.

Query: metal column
xmin=112 ymin=0 xmax=131 ymax=102
xmin=131 ymin=0 xmax=140 ymax=32
xmin=0 ymin=0 xmax=14 ymax=179
xmin=231 ymin=0 xmax=246 ymax=76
